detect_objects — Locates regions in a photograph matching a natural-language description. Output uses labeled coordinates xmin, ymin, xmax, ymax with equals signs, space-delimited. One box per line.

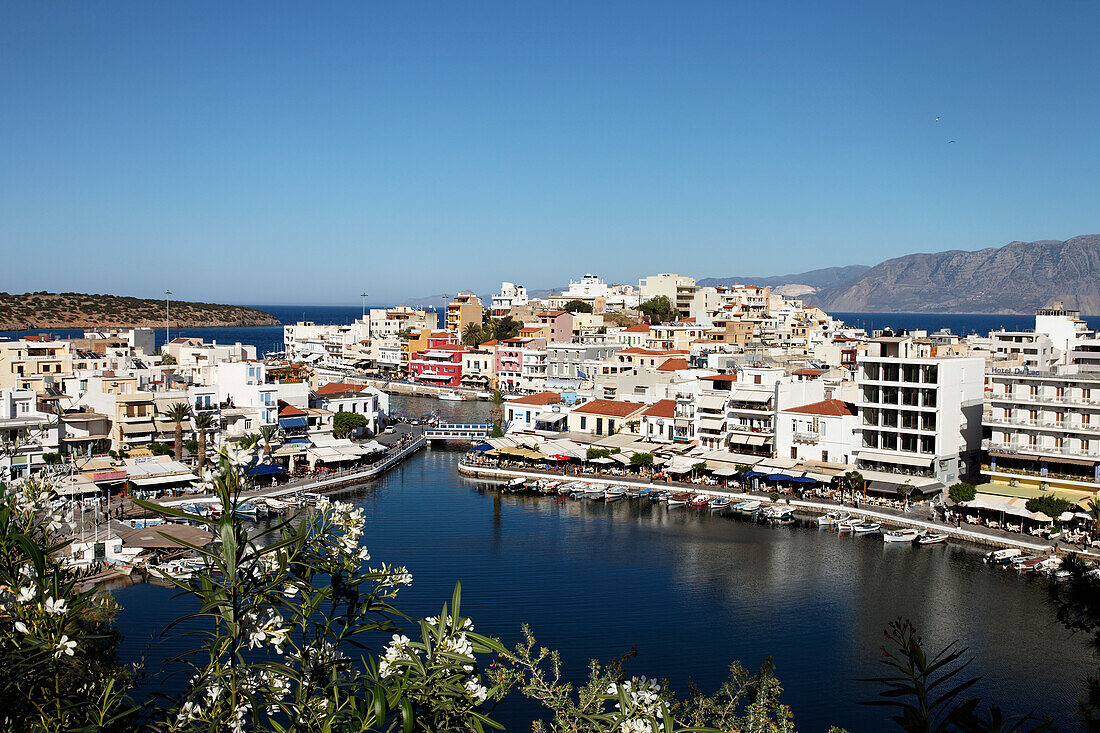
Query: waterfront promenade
xmin=457 ymin=460 xmax=1080 ymax=555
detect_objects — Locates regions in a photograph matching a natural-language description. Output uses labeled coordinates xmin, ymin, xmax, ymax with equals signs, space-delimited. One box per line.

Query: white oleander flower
xmin=54 ymin=634 xmax=76 ymax=659
xmin=44 ymin=596 xmax=68 ymax=615
xmin=16 ymin=585 xmax=35 ymax=603
xmin=464 ymin=679 xmax=489 ymax=704
xmin=14 ymin=621 xmax=28 ymax=634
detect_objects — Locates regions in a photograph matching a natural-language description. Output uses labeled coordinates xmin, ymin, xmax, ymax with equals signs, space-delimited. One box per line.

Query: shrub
xmin=948 ymin=482 xmax=976 ymax=503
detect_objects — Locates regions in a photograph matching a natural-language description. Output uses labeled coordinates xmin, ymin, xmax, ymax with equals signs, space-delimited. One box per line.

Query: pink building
xmin=410 ymin=342 xmax=465 ymax=388
xmin=494 ymin=336 xmax=546 ymax=392
xmin=536 ymin=310 xmax=574 ymax=343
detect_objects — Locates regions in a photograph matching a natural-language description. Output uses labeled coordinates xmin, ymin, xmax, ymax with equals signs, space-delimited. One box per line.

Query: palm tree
xmin=193 ymin=413 xmax=215 ymax=473
xmin=844 ymin=470 xmax=865 ymax=498
xmin=461 ymin=322 xmax=483 ymax=348
xmin=239 ymin=433 xmax=261 ymax=450
xmin=167 ymin=402 xmax=193 ymax=462
xmin=259 ymin=424 xmax=279 ymax=458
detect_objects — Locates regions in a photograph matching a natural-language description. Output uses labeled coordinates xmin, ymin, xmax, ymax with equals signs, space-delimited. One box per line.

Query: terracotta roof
xmin=571 ymin=399 xmax=646 ymax=417
xmin=700 ymin=374 xmax=737 ymax=382
xmin=278 ymin=404 xmax=307 ymax=417
xmin=537 ymin=310 xmax=568 ymax=317
xmin=507 ymin=391 xmax=561 ymax=406
xmin=480 ymin=339 xmax=498 ymax=346
xmin=656 ymin=358 xmax=692 ymax=372
xmin=314 ymin=382 xmax=365 ymax=396
xmin=622 ymin=324 xmax=650 ymax=333
xmin=783 ymin=399 xmax=856 ymax=417
xmin=619 ymin=347 xmax=689 ymax=356
xmin=793 ymin=368 xmax=828 ymax=377
xmin=642 ymin=399 xmax=675 ymax=418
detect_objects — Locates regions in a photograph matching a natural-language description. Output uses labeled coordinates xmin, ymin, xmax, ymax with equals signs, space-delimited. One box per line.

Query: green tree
xmin=587 ymin=448 xmax=612 ymax=460
xmin=844 ymin=470 xmax=865 ymax=496
xmin=948 ymin=482 xmax=976 ymax=504
xmin=147 ymin=441 xmax=171 ymax=456
xmin=1026 ymin=494 xmax=1072 ymax=519
xmin=897 ymin=480 xmax=914 ymax=505
xmin=333 ymin=411 xmax=368 ymax=438
xmin=562 ymin=299 xmax=593 ymax=314
xmin=638 ymin=295 xmax=678 ymax=324
xmin=193 ymin=413 xmax=215 ymax=474
xmin=630 ymin=452 xmax=654 ymax=467
xmin=491 ymin=317 xmax=523 ymax=341
xmin=461 ymin=322 xmax=485 ymax=347
xmin=166 ymin=402 xmax=193 ymax=462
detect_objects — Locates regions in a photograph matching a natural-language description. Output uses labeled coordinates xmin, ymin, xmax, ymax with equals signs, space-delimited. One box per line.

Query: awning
xmin=757 ymin=458 xmax=799 ymax=472
xmin=535 ymin=411 xmax=568 ymax=424
xmin=285 ymin=436 xmax=311 ymax=444
xmin=120 ymin=422 xmax=156 ymax=435
xmin=589 ymin=457 xmax=616 ymax=465
xmin=417 ymin=373 xmax=453 ymax=381
xmin=712 ymin=467 xmax=740 ymax=477
xmin=279 ymin=417 xmax=308 ymax=429
xmin=1044 ymin=455 xmax=1099 ymax=467
xmin=470 ymin=443 xmax=493 ymax=452
xmin=857 ymin=450 xmax=933 ymax=468
xmin=664 ymin=465 xmax=692 ymax=474
xmin=246 ymin=462 xmax=288 ymax=477
xmin=131 ymin=473 xmax=199 ymax=487
xmin=965 ymin=493 xmax=1053 ymax=522
xmin=767 ymin=473 xmax=793 ymax=482
xmin=730 ymin=389 xmax=771 ymax=403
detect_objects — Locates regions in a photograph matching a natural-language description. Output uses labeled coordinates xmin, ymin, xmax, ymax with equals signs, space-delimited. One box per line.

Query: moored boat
xmin=605 ymin=487 xmax=628 ymax=502
xmin=986 ymin=548 xmax=1022 ymax=564
xmin=667 ymin=492 xmax=692 ymax=506
xmin=630 ymin=488 xmax=652 ymax=499
xmin=438 ymin=390 xmax=465 ymax=401
xmin=853 ymin=522 xmax=881 ymax=535
xmin=918 ymin=532 xmax=948 ymax=545
xmin=738 ymin=500 xmax=762 ymax=515
xmin=817 ymin=511 xmax=850 ymax=526
xmin=882 ymin=528 xmax=920 ymax=543
xmin=709 ymin=497 xmax=732 ymax=510
xmin=689 ymin=494 xmax=710 ymax=507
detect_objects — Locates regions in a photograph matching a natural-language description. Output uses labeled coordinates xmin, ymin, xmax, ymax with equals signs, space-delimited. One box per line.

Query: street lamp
xmin=164 ymin=289 xmax=172 ymax=353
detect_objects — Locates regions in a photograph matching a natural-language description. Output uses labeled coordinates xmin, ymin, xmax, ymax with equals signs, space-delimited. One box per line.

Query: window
xmin=579 ymin=416 xmax=586 ymax=430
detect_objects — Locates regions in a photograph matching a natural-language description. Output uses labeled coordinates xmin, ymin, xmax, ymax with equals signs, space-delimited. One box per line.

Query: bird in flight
xmin=936 ymin=116 xmax=941 ymax=122
xmin=948 ymin=140 xmax=956 ymax=143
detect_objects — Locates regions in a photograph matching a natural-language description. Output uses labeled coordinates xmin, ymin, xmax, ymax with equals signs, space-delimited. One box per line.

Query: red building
xmin=410 ymin=339 xmax=466 ymax=388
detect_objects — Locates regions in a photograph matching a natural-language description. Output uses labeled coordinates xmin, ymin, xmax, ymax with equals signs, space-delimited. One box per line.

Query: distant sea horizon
xmin=3 ymin=306 xmax=1098 ymax=358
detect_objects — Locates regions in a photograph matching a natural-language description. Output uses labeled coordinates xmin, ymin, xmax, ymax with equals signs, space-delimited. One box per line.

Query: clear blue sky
xmin=2 ymin=1 xmax=1098 ymax=305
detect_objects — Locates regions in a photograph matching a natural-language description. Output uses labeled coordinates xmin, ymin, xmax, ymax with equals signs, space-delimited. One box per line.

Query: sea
xmin=4 ymin=307 xmax=1097 ymax=357
xmin=108 ymin=395 xmax=1096 ymax=732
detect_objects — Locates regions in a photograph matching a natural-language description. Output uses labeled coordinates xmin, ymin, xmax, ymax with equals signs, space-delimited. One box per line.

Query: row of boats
xmin=817 ymin=510 xmax=949 ymax=544
xmin=983 ymin=547 xmax=1078 ymax=578
xmin=510 ymin=479 xmax=799 ymax=521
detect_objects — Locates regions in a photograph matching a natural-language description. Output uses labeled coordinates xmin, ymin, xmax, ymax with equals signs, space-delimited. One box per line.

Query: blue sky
xmin=2 ymin=1 xmax=1098 ymax=305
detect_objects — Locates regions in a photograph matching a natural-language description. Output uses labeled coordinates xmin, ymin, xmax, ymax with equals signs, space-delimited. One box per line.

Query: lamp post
xmin=165 ymin=289 xmax=172 ymax=354
xmin=361 ymin=292 xmax=368 ymax=320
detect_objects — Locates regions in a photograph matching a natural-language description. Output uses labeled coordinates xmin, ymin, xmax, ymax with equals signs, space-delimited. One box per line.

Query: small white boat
xmin=605 ymin=487 xmax=628 ymax=502
xmin=438 ymin=390 xmax=465 ymax=401
xmin=264 ymin=498 xmax=289 ymax=511
xmin=838 ymin=518 xmax=865 ymax=532
xmin=1034 ymin=556 xmax=1062 ymax=574
xmin=853 ymin=522 xmax=881 ymax=535
xmin=818 ymin=511 xmax=850 ymax=526
xmin=738 ymin=500 xmax=762 ymax=515
xmin=149 ymin=559 xmax=194 ymax=582
xmin=986 ymin=548 xmax=1022 ymax=564
xmin=583 ymin=484 xmax=606 ymax=499
xmin=709 ymin=497 xmax=732 ymax=510
xmin=768 ymin=506 xmax=796 ymax=521
xmin=883 ymin=528 xmax=920 ymax=543
xmin=918 ymin=533 xmax=948 ymax=545
xmin=475 ymin=391 xmax=493 ymax=399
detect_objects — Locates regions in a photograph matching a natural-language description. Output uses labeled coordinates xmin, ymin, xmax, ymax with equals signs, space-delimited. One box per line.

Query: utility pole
xmin=165 ymin=289 xmax=172 ymax=354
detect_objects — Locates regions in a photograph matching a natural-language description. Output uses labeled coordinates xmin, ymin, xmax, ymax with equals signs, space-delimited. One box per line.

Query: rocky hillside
xmin=0 ymin=292 xmax=280 ymax=330
xmin=811 ymin=235 xmax=1100 ymax=315
xmin=699 ymin=265 xmax=870 ymax=290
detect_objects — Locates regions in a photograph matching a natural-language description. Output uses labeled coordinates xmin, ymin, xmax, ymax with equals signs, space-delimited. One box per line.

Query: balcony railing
xmin=793 ymin=431 xmax=820 ymax=443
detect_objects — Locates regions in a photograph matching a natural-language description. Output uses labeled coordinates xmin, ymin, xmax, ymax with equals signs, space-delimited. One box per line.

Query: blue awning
xmin=740 ymin=471 xmax=766 ymax=478
xmin=246 ymin=462 xmax=288 ymax=477
xmin=790 ymin=476 xmax=817 ymax=484
xmin=285 ymin=436 xmax=311 ymax=444
xmin=470 ymin=443 xmax=493 ymax=452
xmin=279 ymin=417 xmax=308 ymax=429
xmin=767 ymin=473 xmax=793 ymax=482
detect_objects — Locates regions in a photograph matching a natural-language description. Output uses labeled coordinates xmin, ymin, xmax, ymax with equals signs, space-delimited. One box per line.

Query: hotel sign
xmin=990 ymin=367 xmax=1035 ymax=376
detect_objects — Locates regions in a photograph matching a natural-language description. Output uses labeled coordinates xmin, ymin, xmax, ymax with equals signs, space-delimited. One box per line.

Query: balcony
xmin=793 ymin=431 xmax=821 ymax=443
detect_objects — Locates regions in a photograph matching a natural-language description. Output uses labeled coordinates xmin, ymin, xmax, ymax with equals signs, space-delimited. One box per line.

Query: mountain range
xmin=409 ymin=235 xmax=1100 ymax=316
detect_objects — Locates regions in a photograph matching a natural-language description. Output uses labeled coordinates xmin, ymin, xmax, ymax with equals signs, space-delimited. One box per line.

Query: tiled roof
xmin=655 ymin=358 xmax=691 ymax=372
xmin=278 ymin=404 xmax=307 ymax=417
xmin=783 ymin=399 xmax=856 ymax=417
xmin=571 ymin=399 xmax=647 ymax=417
xmin=315 ymin=382 xmax=365 ymax=396
xmin=537 ymin=310 xmax=568 ymax=317
xmin=622 ymin=324 xmax=650 ymax=333
xmin=507 ymin=391 xmax=561 ymax=406
xmin=793 ymin=368 xmax=828 ymax=377
xmin=700 ymin=374 xmax=737 ymax=382
xmin=642 ymin=399 xmax=675 ymax=418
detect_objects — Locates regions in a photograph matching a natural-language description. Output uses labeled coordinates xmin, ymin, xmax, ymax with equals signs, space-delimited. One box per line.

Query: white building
xmin=775 ymin=398 xmax=859 ymax=465
xmin=491 ymin=282 xmax=528 ymax=317
xmin=0 ymin=388 xmax=58 ymax=479
xmin=856 ymin=337 xmax=984 ymax=486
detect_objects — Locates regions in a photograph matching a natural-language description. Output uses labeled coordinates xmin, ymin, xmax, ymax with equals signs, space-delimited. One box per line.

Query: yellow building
xmin=0 ymin=339 xmax=74 ymax=390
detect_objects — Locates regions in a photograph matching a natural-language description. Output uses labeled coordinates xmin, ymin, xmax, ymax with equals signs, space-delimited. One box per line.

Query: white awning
xmin=120 ymin=422 xmax=156 ymax=435
xmin=697 ymin=395 xmax=727 ymax=411
xmin=729 ymin=434 xmax=767 ymax=446
xmin=857 ymin=450 xmax=934 ymax=468
xmin=965 ymin=493 xmax=1052 ymax=522
xmin=417 ymin=373 xmax=454 ymax=381
xmin=712 ymin=467 xmax=740 ymax=477
xmin=757 ymin=458 xmax=800 ymax=471
xmin=131 ymin=473 xmax=199 ymax=487
xmin=730 ymin=389 xmax=771 ymax=403
xmin=699 ymin=416 xmax=726 ymax=429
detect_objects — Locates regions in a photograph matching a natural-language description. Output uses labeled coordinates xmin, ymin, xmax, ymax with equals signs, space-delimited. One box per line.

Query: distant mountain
xmin=698 ymin=265 xmax=870 ymax=290
xmin=813 ymin=235 xmax=1100 ymax=315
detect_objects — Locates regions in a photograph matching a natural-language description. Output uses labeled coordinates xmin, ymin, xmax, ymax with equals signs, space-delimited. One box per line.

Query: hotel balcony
xmin=983 ymin=439 xmax=1100 ymax=461
xmin=793 ymin=431 xmax=821 ymax=443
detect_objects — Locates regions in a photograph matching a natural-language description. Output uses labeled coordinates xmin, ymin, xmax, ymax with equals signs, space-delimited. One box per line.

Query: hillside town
xmin=4 ymin=272 xmax=1100 ymax=545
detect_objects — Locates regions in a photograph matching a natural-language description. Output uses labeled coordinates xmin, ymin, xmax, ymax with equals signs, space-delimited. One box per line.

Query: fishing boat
xmin=818 ymin=511 xmax=850 ymax=526
xmin=438 ymin=390 xmax=465 ymax=401
xmin=689 ymin=494 xmax=710 ymax=507
xmin=583 ymin=484 xmax=606 ymax=499
xmin=1010 ymin=554 xmax=1040 ymax=570
xmin=507 ymin=477 xmax=526 ymax=488
xmin=605 ymin=487 xmax=628 ymax=502
xmin=1033 ymin=556 xmax=1062 ymax=574
xmin=235 ymin=502 xmax=259 ymax=518
xmin=475 ymin=391 xmax=493 ymax=400
xmin=630 ymin=488 xmax=652 ymax=499
xmin=918 ymin=533 xmax=948 ymax=545
xmin=853 ymin=522 xmax=881 ymax=535
xmin=731 ymin=501 xmax=752 ymax=512
xmin=738 ymin=500 xmax=762 ymax=515
xmin=650 ymin=491 xmax=669 ymax=502
xmin=765 ymin=506 xmax=796 ymax=522
xmin=882 ymin=528 xmax=920 ymax=543
xmin=667 ymin=492 xmax=692 ymax=506
xmin=985 ymin=548 xmax=1022 ymax=564
xmin=709 ymin=497 xmax=732 ymax=510
xmin=837 ymin=518 xmax=865 ymax=533
xmin=149 ymin=559 xmax=194 ymax=582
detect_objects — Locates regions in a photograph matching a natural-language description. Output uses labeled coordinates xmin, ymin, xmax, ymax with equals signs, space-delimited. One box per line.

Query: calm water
xmin=108 ymin=395 xmax=1096 ymax=732
xmin=6 ymin=308 xmax=1100 ymax=358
